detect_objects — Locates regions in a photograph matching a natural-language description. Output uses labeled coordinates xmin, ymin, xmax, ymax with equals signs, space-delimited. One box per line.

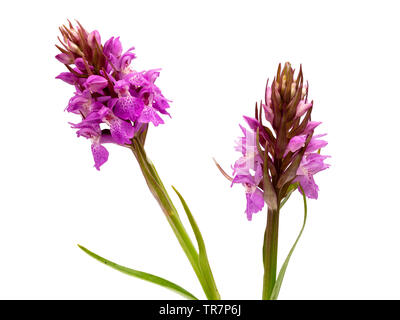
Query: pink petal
xmin=295 ymin=100 xmax=313 ymax=118
xmin=91 ymin=143 xmax=109 ymax=170
xmin=245 ymin=188 xmax=265 ymax=220
xmin=287 ymin=135 xmax=307 ymax=153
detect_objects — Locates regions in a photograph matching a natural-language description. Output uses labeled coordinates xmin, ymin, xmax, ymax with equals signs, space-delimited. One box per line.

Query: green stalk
xmin=262 ymin=208 xmax=280 ymax=300
xmin=130 ymin=138 xmax=218 ymax=300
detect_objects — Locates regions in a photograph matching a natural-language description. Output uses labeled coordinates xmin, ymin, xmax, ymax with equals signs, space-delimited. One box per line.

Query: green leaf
xmin=270 ymin=187 xmax=308 ymax=300
xmin=78 ymin=245 xmax=198 ymax=300
xmin=172 ymin=186 xmax=220 ymax=300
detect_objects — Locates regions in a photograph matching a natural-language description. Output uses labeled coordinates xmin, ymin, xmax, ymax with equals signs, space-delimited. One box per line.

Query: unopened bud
xmin=281 ymin=74 xmax=287 ymax=92
xmin=88 ymin=30 xmax=101 ymax=50
xmin=55 ymin=53 xmax=74 ymax=64
xmin=67 ymin=40 xmax=83 ymax=56
xmin=291 ymin=82 xmax=297 ymax=98
xmin=84 ymin=75 xmax=108 ymax=93
xmin=301 ymin=84 xmax=308 ymax=99
xmin=69 ymin=27 xmax=80 ymax=43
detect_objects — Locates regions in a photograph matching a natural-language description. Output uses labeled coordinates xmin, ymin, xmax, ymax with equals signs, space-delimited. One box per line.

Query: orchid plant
xmin=216 ymin=62 xmax=329 ymax=299
xmin=55 ymin=21 xmax=219 ymax=300
xmin=56 ymin=21 xmax=329 ymax=300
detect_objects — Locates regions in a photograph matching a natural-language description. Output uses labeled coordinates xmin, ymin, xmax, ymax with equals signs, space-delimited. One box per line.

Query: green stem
xmin=130 ymin=138 xmax=217 ymax=299
xmin=262 ymin=207 xmax=280 ymax=300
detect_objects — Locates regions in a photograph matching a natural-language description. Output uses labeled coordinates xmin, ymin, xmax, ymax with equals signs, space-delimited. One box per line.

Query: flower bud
xmin=104 ymin=37 xmax=123 ymax=58
xmin=88 ymin=30 xmax=101 ymax=50
xmin=290 ymin=82 xmax=297 ymax=98
xmin=55 ymin=72 xmax=78 ymax=85
xmin=67 ymin=39 xmax=83 ymax=56
xmin=55 ymin=53 xmax=74 ymax=64
xmin=84 ymin=75 xmax=108 ymax=93
xmin=74 ymin=58 xmax=87 ymax=72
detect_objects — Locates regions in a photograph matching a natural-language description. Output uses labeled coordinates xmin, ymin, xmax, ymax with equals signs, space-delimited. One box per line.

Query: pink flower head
xmin=55 ymin=21 xmax=171 ymax=169
xmin=229 ymin=63 xmax=329 ymax=219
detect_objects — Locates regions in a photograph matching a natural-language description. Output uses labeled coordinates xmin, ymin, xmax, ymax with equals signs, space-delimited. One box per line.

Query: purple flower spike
xmin=56 ymin=21 xmax=171 ymax=169
xmin=229 ymin=63 xmax=329 ymax=219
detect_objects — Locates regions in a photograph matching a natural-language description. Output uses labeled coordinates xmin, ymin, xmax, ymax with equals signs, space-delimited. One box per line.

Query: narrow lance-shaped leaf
xmin=269 ymin=187 xmax=308 ymax=300
xmin=172 ymin=186 xmax=221 ymax=300
xmin=78 ymin=245 xmax=198 ymax=300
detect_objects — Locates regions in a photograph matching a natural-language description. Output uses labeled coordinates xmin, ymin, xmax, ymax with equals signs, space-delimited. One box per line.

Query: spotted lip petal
xmin=91 ymin=142 xmax=109 ymax=170
xmin=138 ymin=105 xmax=164 ymax=126
xmin=245 ymin=189 xmax=265 ymax=220
xmin=114 ymin=96 xmax=144 ymax=122
xmin=109 ymin=117 xmax=135 ymax=145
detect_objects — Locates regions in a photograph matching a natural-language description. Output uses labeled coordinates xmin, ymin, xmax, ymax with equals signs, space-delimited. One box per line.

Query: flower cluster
xmin=231 ymin=63 xmax=330 ymax=220
xmin=56 ymin=21 xmax=170 ymax=170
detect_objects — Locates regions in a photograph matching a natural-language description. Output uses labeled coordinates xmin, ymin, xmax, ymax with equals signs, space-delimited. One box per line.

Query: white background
xmin=1 ymin=0 xmax=399 ymax=299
